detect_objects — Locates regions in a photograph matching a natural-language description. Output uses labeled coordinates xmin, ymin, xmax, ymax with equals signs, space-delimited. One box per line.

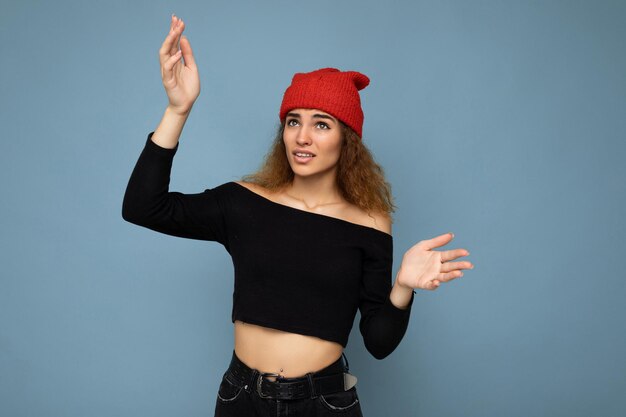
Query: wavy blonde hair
xmin=241 ymin=122 xmax=396 ymax=221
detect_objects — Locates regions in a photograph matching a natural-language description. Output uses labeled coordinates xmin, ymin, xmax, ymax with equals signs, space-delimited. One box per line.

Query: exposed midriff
xmin=234 ymin=320 xmax=343 ymax=381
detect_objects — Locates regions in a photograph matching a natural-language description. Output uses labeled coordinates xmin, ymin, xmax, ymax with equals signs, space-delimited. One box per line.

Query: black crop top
xmin=122 ymin=132 xmax=414 ymax=359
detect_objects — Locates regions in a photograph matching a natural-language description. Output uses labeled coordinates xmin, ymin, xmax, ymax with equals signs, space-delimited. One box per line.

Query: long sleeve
xmin=358 ymin=235 xmax=414 ymax=360
xmin=122 ymin=132 xmax=228 ymax=246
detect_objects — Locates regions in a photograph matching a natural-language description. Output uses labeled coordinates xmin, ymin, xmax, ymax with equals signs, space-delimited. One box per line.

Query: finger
xmin=421 ymin=232 xmax=454 ymax=251
xmin=159 ymin=25 xmax=181 ymax=65
xmin=438 ymin=270 xmax=463 ymax=283
xmin=179 ymin=35 xmax=197 ymax=69
xmin=440 ymin=260 xmax=474 ymax=273
xmin=159 ymin=16 xmax=182 ymax=61
xmin=440 ymin=248 xmax=470 ymax=263
xmin=169 ymin=17 xmax=185 ymax=57
xmin=162 ymin=50 xmax=183 ymax=82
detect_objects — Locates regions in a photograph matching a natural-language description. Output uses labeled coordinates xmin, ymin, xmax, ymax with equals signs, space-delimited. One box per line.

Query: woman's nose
xmin=296 ymin=128 xmax=311 ymax=145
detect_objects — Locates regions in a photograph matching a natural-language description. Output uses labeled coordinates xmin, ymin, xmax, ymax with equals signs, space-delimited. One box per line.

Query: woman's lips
xmin=293 ymin=150 xmax=316 ymax=164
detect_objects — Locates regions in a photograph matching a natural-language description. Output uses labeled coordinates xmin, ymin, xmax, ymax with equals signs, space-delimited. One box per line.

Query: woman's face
xmin=282 ymin=108 xmax=344 ymax=181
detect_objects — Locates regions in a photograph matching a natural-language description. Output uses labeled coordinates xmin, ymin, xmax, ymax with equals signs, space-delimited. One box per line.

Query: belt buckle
xmin=256 ymin=372 xmax=281 ymax=399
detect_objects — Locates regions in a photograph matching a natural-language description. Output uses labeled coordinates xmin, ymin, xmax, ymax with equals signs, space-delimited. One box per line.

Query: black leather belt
xmin=224 ymin=351 xmax=358 ymax=400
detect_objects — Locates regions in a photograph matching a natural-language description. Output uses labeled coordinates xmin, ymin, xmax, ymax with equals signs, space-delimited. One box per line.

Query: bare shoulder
xmin=345 ymin=205 xmax=392 ymax=235
xmin=234 ymin=180 xmax=255 ymax=190
xmin=234 ymin=181 xmax=391 ymax=234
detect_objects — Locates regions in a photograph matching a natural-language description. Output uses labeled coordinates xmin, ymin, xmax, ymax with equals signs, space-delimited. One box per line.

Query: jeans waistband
xmin=225 ymin=350 xmax=351 ymax=399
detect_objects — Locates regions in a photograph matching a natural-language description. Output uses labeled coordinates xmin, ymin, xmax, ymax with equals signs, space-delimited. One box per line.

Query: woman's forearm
xmin=151 ymin=105 xmax=191 ymax=149
xmin=390 ymin=272 xmax=415 ymax=310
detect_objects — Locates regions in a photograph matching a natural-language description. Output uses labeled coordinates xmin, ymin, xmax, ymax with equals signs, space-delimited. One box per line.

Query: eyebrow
xmin=286 ymin=112 xmax=337 ymax=123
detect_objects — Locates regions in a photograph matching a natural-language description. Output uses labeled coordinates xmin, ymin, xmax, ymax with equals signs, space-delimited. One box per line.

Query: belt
xmin=224 ymin=351 xmax=358 ymax=400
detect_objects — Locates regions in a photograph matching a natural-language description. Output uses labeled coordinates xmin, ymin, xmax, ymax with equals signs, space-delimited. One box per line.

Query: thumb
xmin=180 ymin=35 xmax=197 ymax=69
xmin=422 ymin=232 xmax=454 ymax=251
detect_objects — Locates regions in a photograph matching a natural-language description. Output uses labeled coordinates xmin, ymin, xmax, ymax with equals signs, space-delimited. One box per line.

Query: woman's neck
xmin=283 ymin=175 xmax=344 ymax=210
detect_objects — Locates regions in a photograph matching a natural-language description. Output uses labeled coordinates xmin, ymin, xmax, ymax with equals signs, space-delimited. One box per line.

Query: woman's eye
xmin=316 ymin=122 xmax=329 ymax=129
xmin=287 ymin=119 xmax=299 ymax=127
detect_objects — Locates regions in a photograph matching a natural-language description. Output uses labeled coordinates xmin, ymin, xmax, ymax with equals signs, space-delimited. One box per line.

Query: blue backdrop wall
xmin=1 ymin=1 xmax=625 ymax=416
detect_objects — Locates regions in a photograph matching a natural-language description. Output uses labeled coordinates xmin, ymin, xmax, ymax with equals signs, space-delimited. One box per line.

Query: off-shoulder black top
xmin=122 ymin=132 xmax=414 ymax=359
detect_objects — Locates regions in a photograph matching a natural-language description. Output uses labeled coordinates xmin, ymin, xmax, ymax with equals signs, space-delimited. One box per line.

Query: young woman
xmin=122 ymin=14 xmax=473 ymax=417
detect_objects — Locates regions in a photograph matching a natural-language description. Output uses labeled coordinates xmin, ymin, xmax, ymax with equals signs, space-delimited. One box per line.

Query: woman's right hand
xmin=159 ymin=14 xmax=199 ymax=116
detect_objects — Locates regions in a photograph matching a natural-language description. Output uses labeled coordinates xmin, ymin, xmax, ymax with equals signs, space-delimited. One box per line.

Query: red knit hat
xmin=279 ymin=68 xmax=370 ymax=138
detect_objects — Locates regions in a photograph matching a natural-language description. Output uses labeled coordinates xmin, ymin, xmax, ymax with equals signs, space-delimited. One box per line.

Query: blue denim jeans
xmin=214 ymin=350 xmax=364 ymax=416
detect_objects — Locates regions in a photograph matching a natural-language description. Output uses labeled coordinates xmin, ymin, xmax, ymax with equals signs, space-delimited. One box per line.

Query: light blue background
xmin=1 ymin=0 xmax=625 ymax=416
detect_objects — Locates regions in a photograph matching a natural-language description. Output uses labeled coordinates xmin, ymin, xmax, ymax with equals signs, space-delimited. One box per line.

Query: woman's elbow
xmin=121 ymin=198 xmax=147 ymax=225
xmin=364 ymin=340 xmax=394 ymax=360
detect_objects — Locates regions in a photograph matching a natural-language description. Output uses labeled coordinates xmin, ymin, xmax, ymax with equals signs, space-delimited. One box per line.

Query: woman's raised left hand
xmin=396 ymin=232 xmax=473 ymax=291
